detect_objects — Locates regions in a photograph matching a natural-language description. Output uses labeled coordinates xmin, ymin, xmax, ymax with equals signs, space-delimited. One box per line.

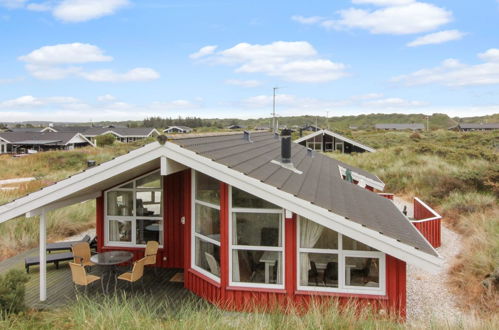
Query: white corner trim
xmin=338 ymin=166 xmax=385 ymax=191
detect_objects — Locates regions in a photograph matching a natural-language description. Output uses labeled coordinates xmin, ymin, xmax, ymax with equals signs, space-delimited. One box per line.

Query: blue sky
xmin=0 ymin=0 xmax=498 ymax=122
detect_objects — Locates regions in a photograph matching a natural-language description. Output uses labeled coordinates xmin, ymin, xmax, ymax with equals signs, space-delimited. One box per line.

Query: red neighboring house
xmin=0 ymin=131 xmax=442 ymax=318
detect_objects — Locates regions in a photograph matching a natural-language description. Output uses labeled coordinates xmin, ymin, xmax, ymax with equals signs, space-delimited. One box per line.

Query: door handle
xmin=180 ymin=216 xmax=185 ymax=225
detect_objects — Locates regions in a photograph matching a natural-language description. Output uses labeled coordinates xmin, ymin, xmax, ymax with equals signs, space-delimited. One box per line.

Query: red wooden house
xmin=0 ymin=131 xmax=442 ymax=318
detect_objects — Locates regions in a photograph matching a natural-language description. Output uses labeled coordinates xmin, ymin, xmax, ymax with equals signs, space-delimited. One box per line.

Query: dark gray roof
xmin=457 ymin=123 xmax=499 ymax=129
xmin=375 ymin=123 xmax=425 ymax=130
xmin=165 ymin=126 xmax=192 ymax=131
xmin=0 ymin=132 xmax=84 ymax=145
xmin=172 ymin=132 xmax=436 ymax=256
xmin=5 ymin=127 xmax=44 ymax=133
xmin=49 ymin=126 xmax=91 ymax=133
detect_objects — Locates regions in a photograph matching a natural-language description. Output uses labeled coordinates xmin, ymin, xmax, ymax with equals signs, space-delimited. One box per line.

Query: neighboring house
xmin=5 ymin=127 xmax=45 ymax=133
xmin=0 ymin=131 xmax=441 ymax=318
xmin=294 ymin=129 xmax=376 ymax=153
xmin=254 ymin=126 xmax=271 ymax=131
xmin=375 ymin=124 xmax=425 ymax=131
xmin=0 ymin=132 xmax=94 ymax=154
xmin=301 ymin=124 xmax=321 ymax=132
xmin=84 ymin=127 xmax=160 ymax=144
xmin=163 ymin=126 xmax=193 ymax=134
xmin=227 ymin=124 xmax=245 ymax=129
xmin=449 ymin=123 xmax=499 ymax=131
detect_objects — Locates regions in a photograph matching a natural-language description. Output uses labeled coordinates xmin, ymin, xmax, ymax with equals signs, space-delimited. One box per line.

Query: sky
xmin=0 ymin=0 xmax=498 ymax=122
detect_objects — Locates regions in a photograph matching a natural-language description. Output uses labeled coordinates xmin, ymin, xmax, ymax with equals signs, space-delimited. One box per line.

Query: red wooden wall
xmin=96 ymin=169 xmax=187 ymax=267
xmin=413 ymin=198 xmax=441 ymax=248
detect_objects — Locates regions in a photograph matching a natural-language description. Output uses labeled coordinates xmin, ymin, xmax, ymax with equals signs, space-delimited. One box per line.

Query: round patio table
xmin=91 ymin=251 xmax=134 ymax=293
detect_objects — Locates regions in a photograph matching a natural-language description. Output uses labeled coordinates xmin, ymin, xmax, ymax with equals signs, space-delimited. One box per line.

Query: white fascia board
xmin=162 ymin=142 xmax=442 ymax=273
xmin=148 ymin=129 xmax=160 ymax=136
xmin=0 ymin=142 xmax=164 ymax=224
xmin=66 ymin=133 xmax=95 ymax=147
xmin=26 ymin=191 xmax=101 ymax=217
xmin=323 ymin=130 xmax=376 ymax=153
xmin=0 ymin=136 xmax=12 ymax=143
xmin=338 ymin=166 xmax=385 ymax=191
xmin=294 ymin=130 xmax=321 ymax=144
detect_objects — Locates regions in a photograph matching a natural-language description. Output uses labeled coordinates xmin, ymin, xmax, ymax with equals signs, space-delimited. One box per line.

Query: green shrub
xmin=0 ymin=269 xmax=29 ymax=315
xmin=95 ymin=134 xmax=116 ymax=146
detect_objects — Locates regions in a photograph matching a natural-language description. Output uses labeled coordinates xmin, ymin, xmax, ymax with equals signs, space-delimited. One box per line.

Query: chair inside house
xmin=118 ymin=257 xmax=146 ymax=288
xmin=71 ymin=242 xmax=95 ymax=268
xmin=323 ymin=261 xmax=338 ymax=287
xmin=204 ymin=252 xmax=220 ymax=276
xmin=308 ymin=261 xmax=319 ymax=286
xmin=69 ymin=262 xmax=102 ymax=293
xmin=144 ymin=240 xmax=159 ymax=272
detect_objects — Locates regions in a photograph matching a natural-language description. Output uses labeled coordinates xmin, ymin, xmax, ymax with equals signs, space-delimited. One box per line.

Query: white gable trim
xmin=0 ymin=136 xmax=12 ymax=143
xmin=162 ymin=142 xmax=442 ymax=273
xmin=294 ymin=129 xmax=376 ymax=153
xmin=338 ymin=166 xmax=384 ymax=191
xmin=66 ymin=133 xmax=95 ymax=147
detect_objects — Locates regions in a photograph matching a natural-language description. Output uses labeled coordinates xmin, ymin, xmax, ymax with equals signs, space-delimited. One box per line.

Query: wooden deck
xmin=0 ymin=250 xmax=199 ymax=310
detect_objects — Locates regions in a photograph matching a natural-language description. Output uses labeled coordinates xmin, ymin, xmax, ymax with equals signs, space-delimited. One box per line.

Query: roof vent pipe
xmin=281 ymin=128 xmax=292 ymax=164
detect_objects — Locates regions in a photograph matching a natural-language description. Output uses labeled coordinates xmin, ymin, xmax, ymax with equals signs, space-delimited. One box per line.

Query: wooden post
xmin=39 ymin=210 xmax=47 ymax=301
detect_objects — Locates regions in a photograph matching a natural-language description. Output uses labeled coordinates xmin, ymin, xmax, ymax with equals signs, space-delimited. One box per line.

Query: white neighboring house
xmin=0 ymin=132 xmax=94 ymax=154
xmin=163 ymin=126 xmax=193 ymax=134
xmin=294 ymin=129 xmax=376 ymax=154
xmin=84 ymin=127 xmax=160 ymax=145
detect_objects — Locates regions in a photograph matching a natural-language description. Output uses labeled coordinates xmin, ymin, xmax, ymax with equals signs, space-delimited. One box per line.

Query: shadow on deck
xmin=0 ymin=250 xmax=199 ymax=310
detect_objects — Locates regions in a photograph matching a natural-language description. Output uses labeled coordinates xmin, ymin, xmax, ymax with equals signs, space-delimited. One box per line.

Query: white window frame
xmin=104 ymin=170 xmax=163 ymax=248
xmin=229 ymin=185 xmax=285 ymax=289
xmin=191 ymin=170 xmax=221 ymax=282
xmin=297 ymin=216 xmax=386 ymax=295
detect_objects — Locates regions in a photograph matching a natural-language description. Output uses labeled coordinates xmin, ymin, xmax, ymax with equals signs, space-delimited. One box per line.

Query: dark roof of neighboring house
xmin=375 ymin=123 xmax=425 ymax=130
xmin=84 ymin=127 xmax=157 ymax=137
xmin=48 ymin=126 xmax=92 ymax=133
xmin=5 ymin=127 xmax=44 ymax=133
xmin=457 ymin=123 xmax=499 ymax=129
xmin=165 ymin=126 xmax=192 ymax=131
xmin=172 ymin=132 xmax=435 ymax=256
xmin=0 ymin=132 xmax=87 ymax=145
xmin=294 ymin=129 xmax=376 ymax=153
xmin=301 ymin=124 xmax=321 ymax=130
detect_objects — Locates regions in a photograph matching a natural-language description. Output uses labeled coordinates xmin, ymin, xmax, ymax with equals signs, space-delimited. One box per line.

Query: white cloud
xmin=0 ymin=95 xmax=80 ymax=108
xmin=225 ymin=79 xmax=262 ymax=87
xmin=0 ymin=76 xmax=24 ymax=84
xmin=294 ymin=1 xmax=452 ymax=35
xmin=26 ymin=2 xmax=51 ymax=11
xmin=291 ymin=15 xmax=324 ymax=24
xmin=19 ymin=43 xmax=159 ymax=82
xmin=80 ymin=68 xmax=160 ymax=82
xmin=363 ymin=97 xmax=427 ymax=107
xmin=189 ymin=45 xmax=218 ymax=59
xmin=407 ymin=29 xmax=465 ymax=47
xmin=392 ymin=48 xmax=499 ymax=87
xmin=97 ymin=94 xmax=116 ymax=102
xmin=53 ymin=0 xmax=129 ymax=23
xmin=195 ymin=41 xmax=348 ymax=83
xmin=19 ymin=43 xmax=113 ymax=65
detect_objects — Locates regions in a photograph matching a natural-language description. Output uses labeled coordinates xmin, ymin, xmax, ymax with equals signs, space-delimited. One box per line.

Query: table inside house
xmin=259 ymin=252 xmax=357 ymax=285
xmin=90 ymin=251 xmax=134 ymax=292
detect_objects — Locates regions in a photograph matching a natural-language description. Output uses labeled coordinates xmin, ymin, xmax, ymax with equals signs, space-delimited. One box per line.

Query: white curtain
xmin=300 ymin=217 xmax=323 ymax=285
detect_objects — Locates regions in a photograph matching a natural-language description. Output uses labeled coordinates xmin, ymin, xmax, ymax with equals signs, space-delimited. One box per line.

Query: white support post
xmin=39 ymin=210 xmax=47 ymax=301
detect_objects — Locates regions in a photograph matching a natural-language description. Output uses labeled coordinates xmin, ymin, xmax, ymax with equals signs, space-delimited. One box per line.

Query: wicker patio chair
xmin=71 ymin=242 xmax=95 ymax=269
xmin=144 ymin=241 xmax=159 ymax=275
xmin=118 ymin=257 xmax=146 ymax=291
xmin=69 ymin=262 xmax=103 ymax=294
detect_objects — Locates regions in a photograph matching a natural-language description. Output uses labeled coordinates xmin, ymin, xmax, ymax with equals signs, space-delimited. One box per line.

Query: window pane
xmin=107 ymin=191 xmax=134 ymax=216
xmin=195 ymin=172 xmax=220 ymax=205
xmin=232 ymin=213 xmax=281 ymax=247
xmin=136 ymin=191 xmax=162 ymax=216
xmin=299 ymin=253 xmax=338 ymax=287
xmin=232 ymin=250 xmax=282 ymax=285
xmin=345 ymin=257 xmax=380 ymax=288
xmin=136 ymin=219 xmax=162 ymax=245
xmin=232 ymin=187 xmax=279 ymax=209
xmin=108 ymin=220 xmax=132 ymax=242
xmin=300 ymin=217 xmax=338 ymax=249
xmin=195 ymin=203 xmax=220 ymax=241
xmin=343 ymin=236 xmax=376 ymax=251
xmin=119 ymin=182 xmax=133 ymax=189
xmin=136 ymin=172 xmax=161 ymax=189
xmin=195 ymin=238 xmax=220 ymax=277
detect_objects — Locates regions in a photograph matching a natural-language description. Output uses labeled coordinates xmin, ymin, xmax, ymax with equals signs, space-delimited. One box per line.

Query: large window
xmin=105 ymin=171 xmax=163 ymax=247
xmin=230 ymin=187 xmax=284 ymax=288
xmin=192 ymin=171 xmax=221 ymax=281
xmin=298 ymin=217 xmax=385 ymax=295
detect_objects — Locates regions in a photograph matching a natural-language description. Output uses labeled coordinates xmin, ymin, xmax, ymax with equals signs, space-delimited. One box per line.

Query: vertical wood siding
xmin=413 ymin=198 xmax=441 ymax=248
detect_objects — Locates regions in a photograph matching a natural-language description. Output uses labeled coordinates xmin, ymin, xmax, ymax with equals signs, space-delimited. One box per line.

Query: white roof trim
xmin=338 ymin=166 xmax=385 ymax=191
xmin=66 ymin=133 xmax=95 ymax=147
xmin=0 ymin=140 xmax=441 ymax=272
xmin=294 ymin=129 xmax=376 ymax=153
xmin=0 ymin=136 xmax=12 ymax=143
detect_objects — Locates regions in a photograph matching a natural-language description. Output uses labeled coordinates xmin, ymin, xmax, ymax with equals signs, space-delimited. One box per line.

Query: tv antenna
xmin=272 ymin=87 xmax=279 ymax=133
